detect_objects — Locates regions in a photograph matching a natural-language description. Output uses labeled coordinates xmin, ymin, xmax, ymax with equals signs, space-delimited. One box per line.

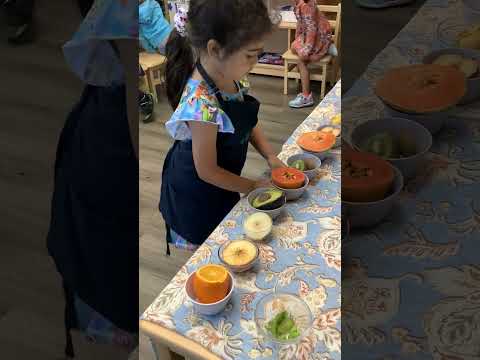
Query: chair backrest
xmin=318 ymin=3 xmax=341 ymax=50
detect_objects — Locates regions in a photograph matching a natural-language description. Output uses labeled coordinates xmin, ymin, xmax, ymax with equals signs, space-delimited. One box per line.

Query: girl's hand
xmin=267 ymin=155 xmax=287 ymax=169
xmin=252 ymin=178 xmax=272 ymax=190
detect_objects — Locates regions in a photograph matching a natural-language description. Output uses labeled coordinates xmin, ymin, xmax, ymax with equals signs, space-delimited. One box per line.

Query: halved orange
xmin=297 ymin=131 xmax=336 ymax=153
xmin=192 ymin=264 xmax=230 ymax=304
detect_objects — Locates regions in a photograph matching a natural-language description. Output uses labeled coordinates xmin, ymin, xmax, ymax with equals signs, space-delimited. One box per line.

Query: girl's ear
xmin=207 ymin=39 xmax=222 ymax=59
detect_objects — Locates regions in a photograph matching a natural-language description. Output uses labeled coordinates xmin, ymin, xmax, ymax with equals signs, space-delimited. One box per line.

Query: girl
xmin=288 ymin=0 xmax=336 ymax=108
xmin=139 ymin=0 xmax=173 ymax=54
xmin=47 ymin=0 xmax=138 ymax=357
xmin=160 ymin=0 xmax=286 ymax=253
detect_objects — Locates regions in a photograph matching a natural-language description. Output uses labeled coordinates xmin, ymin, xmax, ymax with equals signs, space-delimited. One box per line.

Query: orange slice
xmin=297 ymin=131 xmax=336 ymax=153
xmin=192 ymin=264 xmax=230 ymax=304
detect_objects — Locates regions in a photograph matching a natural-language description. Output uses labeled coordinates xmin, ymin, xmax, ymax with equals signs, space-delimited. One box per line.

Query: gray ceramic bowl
xmin=423 ymin=48 xmax=480 ymax=105
xmin=351 ymin=117 xmax=432 ymax=181
xmin=273 ymin=176 xmax=310 ymax=201
xmin=247 ymin=187 xmax=286 ymax=219
xmin=342 ymin=165 xmax=404 ymax=229
xmin=382 ymin=104 xmax=452 ymax=135
xmin=287 ymin=153 xmax=322 ymax=180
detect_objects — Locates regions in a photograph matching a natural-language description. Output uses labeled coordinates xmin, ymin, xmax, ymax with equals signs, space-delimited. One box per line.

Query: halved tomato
xmin=271 ymin=167 xmax=306 ymax=189
xmin=297 ymin=131 xmax=336 ymax=153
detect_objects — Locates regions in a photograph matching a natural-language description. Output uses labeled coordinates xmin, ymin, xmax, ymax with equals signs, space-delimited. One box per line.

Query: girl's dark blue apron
xmin=46 ymin=84 xmax=138 ymax=356
xmin=160 ymin=62 xmax=260 ymax=253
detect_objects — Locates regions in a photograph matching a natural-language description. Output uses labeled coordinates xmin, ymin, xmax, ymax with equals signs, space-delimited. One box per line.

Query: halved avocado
xmin=252 ymin=188 xmax=284 ymax=210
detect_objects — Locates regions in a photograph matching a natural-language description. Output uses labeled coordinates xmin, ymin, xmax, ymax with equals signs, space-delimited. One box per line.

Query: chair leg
xmin=147 ymin=70 xmax=158 ymax=103
xmin=321 ymin=64 xmax=327 ymax=99
xmin=283 ymin=61 xmax=289 ymax=95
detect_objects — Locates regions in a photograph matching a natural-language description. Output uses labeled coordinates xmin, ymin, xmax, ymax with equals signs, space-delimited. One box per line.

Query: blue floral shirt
xmin=165 ymin=77 xmax=250 ymax=140
xmin=63 ymin=0 xmax=138 ymax=86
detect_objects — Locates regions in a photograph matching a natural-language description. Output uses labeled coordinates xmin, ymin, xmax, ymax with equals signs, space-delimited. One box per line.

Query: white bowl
xmin=423 ymin=48 xmax=480 ymax=105
xmin=218 ymin=239 xmax=259 ymax=273
xmin=273 ymin=176 xmax=309 ymax=201
xmin=351 ymin=117 xmax=432 ymax=181
xmin=342 ymin=165 xmax=404 ymax=229
xmin=185 ymin=270 xmax=235 ymax=316
xmin=286 ymin=153 xmax=322 ymax=180
xmin=247 ymin=187 xmax=286 ymax=219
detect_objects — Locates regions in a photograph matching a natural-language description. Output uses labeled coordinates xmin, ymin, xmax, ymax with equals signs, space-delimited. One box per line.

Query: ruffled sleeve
xmin=63 ymin=0 xmax=138 ymax=86
xmin=165 ymin=80 xmax=235 ymax=141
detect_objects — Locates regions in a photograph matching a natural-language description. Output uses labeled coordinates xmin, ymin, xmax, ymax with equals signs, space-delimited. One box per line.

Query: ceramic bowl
xmin=351 ymin=117 xmax=432 ymax=181
xmin=273 ymin=176 xmax=310 ymax=201
xmin=423 ymin=48 xmax=480 ymax=105
xmin=382 ymin=103 xmax=452 ymax=135
xmin=342 ymin=165 xmax=404 ymax=229
xmin=254 ymin=292 xmax=313 ymax=345
xmin=218 ymin=239 xmax=259 ymax=273
xmin=317 ymin=124 xmax=341 ymax=148
xmin=286 ymin=153 xmax=322 ymax=180
xmin=247 ymin=187 xmax=286 ymax=219
xmin=185 ymin=270 xmax=235 ymax=316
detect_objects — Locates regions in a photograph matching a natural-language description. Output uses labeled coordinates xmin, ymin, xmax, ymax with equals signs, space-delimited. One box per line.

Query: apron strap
xmin=195 ymin=61 xmax=225 ymax=106
xmin=165 ymin=224 xmax=172 ymax=256
xmin=63 ymin=281 xmax=77 ymax=358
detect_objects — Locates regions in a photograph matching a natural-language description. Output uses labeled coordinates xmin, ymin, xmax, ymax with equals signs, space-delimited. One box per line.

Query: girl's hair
xmin=165 ymin=0 xmax=273 ymax=109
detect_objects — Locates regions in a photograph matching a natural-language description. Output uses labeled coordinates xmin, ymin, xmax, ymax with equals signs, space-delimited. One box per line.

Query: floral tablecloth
xmin=141 ymin=81 xmax=342 ymax=360
xmin=343 ymin=1 xmax=480 ymax=359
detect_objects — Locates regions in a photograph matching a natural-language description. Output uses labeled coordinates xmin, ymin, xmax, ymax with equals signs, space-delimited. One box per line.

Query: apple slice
xmin=458 ymin=58 xmax=478 ymax=78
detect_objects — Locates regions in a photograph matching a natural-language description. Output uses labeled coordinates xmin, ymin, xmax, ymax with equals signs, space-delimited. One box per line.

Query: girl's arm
xmin=249 ymin=124 xmax=286 ymax=169
xmin=190 ymin=122 xmax=270 ymax=194
xmin=113 ymin=39 xmax=138 ymax=158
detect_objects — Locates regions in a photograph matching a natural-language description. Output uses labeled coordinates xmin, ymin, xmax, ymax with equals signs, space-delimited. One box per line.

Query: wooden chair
xmin=282 ymin=3 xmax=341 ymax=99
xmin=139 ymin=52 xmax=167 ymax=103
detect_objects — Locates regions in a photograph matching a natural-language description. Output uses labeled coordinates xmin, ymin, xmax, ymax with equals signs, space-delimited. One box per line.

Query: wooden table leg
xmin=149 ymin=336 xmax=173 ymax=360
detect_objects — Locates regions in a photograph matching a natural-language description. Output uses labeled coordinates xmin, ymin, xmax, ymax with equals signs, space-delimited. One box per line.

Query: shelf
xmin=250 ymin=63 xmax=284 ymax=77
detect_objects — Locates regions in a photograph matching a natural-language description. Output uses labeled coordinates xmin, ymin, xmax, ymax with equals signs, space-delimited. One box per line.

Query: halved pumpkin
xmin=375 ymin=64 xmax=466 ymax=114
xmin=297 ymin=131 xmax=336 ymax=153
xmin=342 ymin=150 xmax=395 ymax=203
xmin=271 ymin=167 xmax=306 ymax=189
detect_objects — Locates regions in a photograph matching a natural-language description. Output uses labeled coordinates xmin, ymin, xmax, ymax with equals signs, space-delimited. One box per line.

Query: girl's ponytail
xmin=165 ymin=29 xmax=194 ymax=110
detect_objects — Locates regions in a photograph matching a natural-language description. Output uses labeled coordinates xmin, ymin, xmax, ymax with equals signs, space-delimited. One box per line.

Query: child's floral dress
xmin=291 ymin=0 xmax=333 ymax=62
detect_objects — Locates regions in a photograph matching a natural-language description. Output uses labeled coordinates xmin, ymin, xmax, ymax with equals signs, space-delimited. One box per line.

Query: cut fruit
xmin=433 ymin=54 xmax=479 ymax=79
xmin=221 ymin=240 xmax=258 ymax=267
xmin=192 ymin=264 xmax=230 ymax=304
xmin=458 ymin=58 xmax=478 ymax=78
xmin=361 ymin=132 xmax=417 ymax=159
xmin=297 ymin=131 xmax=336 ymax=153
xmin=319 ymin=126 xmax=341 ymax=137
xmin=433 ymin=54 xmax=463 ymax=67
xmin=458 ymin=25 xmax=480 ymax=50
xmin=375 ymin=64 xmax=466 ymax=113
xmin=265 ymin=310 xmax=300 ymax=341
xmin=291 ymin=159 xmax=306 ymax=171
xmin=342 ymin=150 xmax=395 ymax=203
xmin=331 ymin=114 xmax=341 ymax=125
xmin=271 ymin=167 xmax=306 ymax=189
xmin=244 ymin=212 xmax=273 ymax=240
xmin=252 ymin=188 xmax=285 ymax=210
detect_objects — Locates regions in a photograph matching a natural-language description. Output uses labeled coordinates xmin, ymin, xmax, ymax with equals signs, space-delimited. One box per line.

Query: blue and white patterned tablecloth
xmin=343 ymin=1 xmax=480 ymax=359
xmin=141 ymin=81 xmax=342 ymax=360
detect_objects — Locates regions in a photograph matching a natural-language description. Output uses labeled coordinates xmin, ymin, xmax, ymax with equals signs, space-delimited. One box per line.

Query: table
xmin=342 ymin=1 xmax=480 ymax=359
xmin=140 ymin=81 xmax=342 ymax=360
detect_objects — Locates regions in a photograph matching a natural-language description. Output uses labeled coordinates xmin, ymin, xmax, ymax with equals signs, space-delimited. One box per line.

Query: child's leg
xmin=298 ymin=59 xmax=311 ymax=95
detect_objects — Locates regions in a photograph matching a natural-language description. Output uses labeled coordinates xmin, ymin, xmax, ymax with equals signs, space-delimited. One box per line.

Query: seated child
xmin=139 ymin=0 xmax=173 ymax=54
xmin=289 ymin=0 xmax=337 ymax=108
